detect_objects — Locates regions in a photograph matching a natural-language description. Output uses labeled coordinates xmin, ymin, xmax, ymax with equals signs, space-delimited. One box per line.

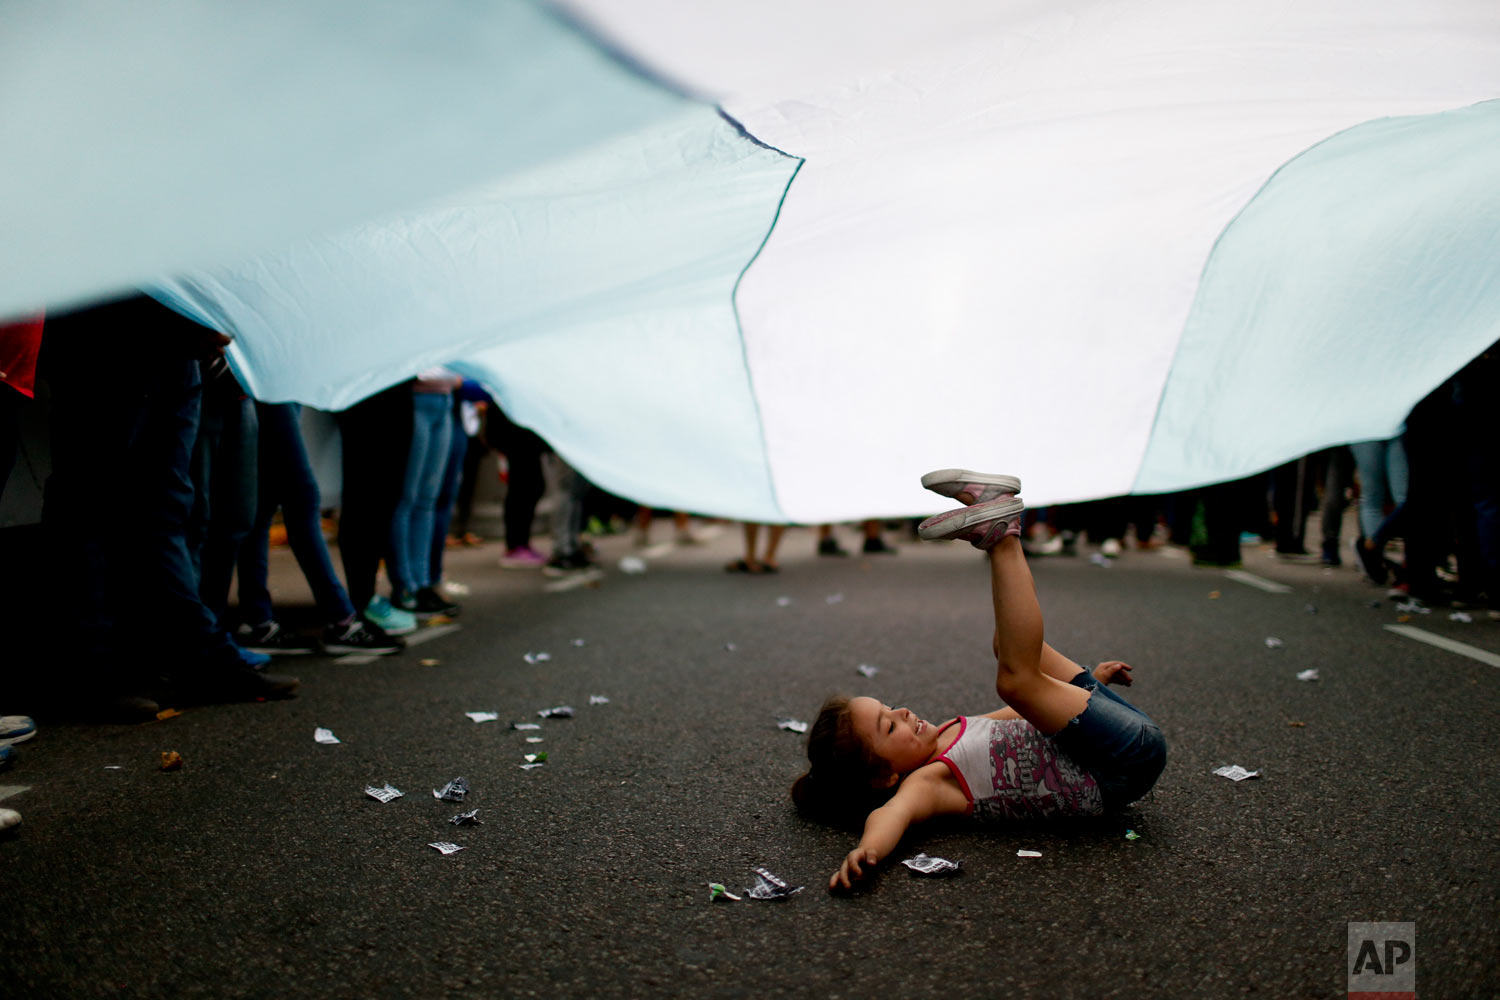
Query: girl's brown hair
xmin=790 ymin=695 xmax=897 ymax=828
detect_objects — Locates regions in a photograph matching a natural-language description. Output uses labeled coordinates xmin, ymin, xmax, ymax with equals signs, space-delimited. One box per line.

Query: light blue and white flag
xmin=4 ymin=0 xmax=1499 ymax=520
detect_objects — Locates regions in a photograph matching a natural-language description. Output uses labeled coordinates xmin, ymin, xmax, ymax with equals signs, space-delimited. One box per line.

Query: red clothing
xmin=0 ymin=314 xmax=44 ymax=398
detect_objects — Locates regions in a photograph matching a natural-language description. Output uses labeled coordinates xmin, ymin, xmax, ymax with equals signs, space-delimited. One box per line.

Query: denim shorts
xmin=1053 ymin=670 xmax=1167 ymax=812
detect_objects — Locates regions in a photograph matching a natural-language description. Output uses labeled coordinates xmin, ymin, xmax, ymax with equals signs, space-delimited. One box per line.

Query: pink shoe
xmin=499 ymin=546 xmax=547 ymax=569
xmin=919 ymin=469 xmax=1021 ymax=505
xmin=918 ymin=496 xmax=1026 ymax=549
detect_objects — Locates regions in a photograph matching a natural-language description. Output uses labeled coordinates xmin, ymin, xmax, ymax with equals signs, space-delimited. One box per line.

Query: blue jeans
xmin=187 ymin=378 xmax=258 ymax=625
xmin=1054 ymin=670 xmax=1167 ymax=811
xmin=1350 ymin=437 xmax=1409 ymax=540
xmin=390 ymin=390 xmax=454 ymax=594
xmin=427 ymin=404 xmax=469 ymax=585
xmin=237 ymin=402 xmax=357 ymax=626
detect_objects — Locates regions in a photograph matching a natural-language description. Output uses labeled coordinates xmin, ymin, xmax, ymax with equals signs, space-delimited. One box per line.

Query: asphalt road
xmin=3 ymin=519 xmax=1497 ymax=999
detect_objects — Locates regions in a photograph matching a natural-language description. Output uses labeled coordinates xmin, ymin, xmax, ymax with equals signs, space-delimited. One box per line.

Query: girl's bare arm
xmin=829 ymin=765 xmax=969 ymax=890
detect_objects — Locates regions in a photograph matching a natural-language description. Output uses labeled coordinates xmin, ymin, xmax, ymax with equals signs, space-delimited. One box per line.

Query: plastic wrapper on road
xmin=901 ymin=853 xmax=961 ymax=876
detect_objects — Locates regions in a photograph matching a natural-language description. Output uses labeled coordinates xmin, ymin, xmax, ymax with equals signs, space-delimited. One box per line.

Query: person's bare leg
xmin=988 ymin=536 xmax=1089 ymax=733
xmin=761 ymin=524 xmax=786 ymax=569
xmin=743 ymin=523 xmax=761 ymax=569
xmin=994 ymin=628 xmax=1086 ymax=684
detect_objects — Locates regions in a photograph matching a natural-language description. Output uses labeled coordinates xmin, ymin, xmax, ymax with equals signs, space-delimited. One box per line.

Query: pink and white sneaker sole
xmin=919 ymin=469 xmax=1021 ymax=505
xmin=918 ymin=496 xmax=1026 ymax=549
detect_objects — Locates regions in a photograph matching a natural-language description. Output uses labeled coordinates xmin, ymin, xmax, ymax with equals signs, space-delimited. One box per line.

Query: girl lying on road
xmin=791 ymin=470 xmax=1167 ymax=891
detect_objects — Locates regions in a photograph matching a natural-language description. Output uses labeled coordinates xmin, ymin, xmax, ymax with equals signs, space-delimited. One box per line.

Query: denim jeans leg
xmin=389 ymin=404 xmax=427 ymax=597
xmin=1385 ymin=436 xmax=1409 ymax=507
xmin=1061 ymin=668 xmax=1166 ymax=808
xmin=132 ymin=361 xmax=236 ymax=662
xmin=252 ymin=402 xmax=358 ymax=625
xmin=236 ymin=510 xmax=276 ymax=627
xmin=1351 ymin=439 xmax=1389 ymax=539
xmin=405 ymin=393 xmax=453 ymax=591
xmin=279 ymin=407 xmax=358 ymax=623
xmin=428 ymin=406 xmax=468 ymax=584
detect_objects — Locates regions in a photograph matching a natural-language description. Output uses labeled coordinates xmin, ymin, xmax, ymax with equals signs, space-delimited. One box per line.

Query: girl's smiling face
xmin=848 ymin=696 xmax=941 ymax=783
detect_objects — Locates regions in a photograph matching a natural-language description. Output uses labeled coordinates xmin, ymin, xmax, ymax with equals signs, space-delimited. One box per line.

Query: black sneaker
xmin=236 ymin=620 xmax=317 ymax=656
xmin=412 ymin=586 xmax=461 ymax=619
xmin=817 ymin=538 xmax=851 ymax=557
xmin=321 ymin=618 xmax=404 ymax=655
xmin=862 ymin=536 xmax=898 ymax=555
xmin=542 ymin=551 xmax=597 ymax=577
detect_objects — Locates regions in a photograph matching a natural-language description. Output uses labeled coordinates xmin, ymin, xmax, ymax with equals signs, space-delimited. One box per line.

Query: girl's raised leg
xmin=987 ymin=535 xmax=1090 ymax=734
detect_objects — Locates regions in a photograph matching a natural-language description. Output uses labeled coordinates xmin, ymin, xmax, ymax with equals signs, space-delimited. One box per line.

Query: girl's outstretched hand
xmin=1093 ymin=660 xmax=1133 ymax=686
xmin=830 ymin=847 xmax=880 ymax=891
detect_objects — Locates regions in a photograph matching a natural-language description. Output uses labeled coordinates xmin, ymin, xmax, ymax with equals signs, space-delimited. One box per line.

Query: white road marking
xmin=543 ymin=569 xmax=606 ymax=594
xmin=336 ymin=624 xmax=461 ymax=665
xmin=1384 ymin=625 xmax=1500 ymax=668
xmin=1223 ymin=570 xmax=1292 ymax=594
xmin=405 ymin=624 xmax=461 ymax=647
xmin=0 ymin=785 xmax=29 ymax=802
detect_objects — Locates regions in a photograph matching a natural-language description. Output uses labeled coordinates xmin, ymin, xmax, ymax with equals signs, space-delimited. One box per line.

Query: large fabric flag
xmin=4 ymin=1 xmax=1499 ymax=521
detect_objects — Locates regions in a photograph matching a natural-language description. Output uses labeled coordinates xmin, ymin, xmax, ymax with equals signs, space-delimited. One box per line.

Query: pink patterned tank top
xmin=932 ymin=716 xmax=1103 ymax=821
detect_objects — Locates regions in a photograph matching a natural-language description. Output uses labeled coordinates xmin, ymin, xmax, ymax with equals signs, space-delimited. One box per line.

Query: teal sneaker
xmin=364 ymin=596 xmax=417 ymax=636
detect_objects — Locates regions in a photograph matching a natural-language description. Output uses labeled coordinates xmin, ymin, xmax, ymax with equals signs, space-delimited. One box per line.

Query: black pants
xmin=450 ymin=433 xmax=490 ymax=538
xmin=335 ymin=382 xmax=413 ymax=612
xmin=485 ymin=406 xmax=546 ymax=550
xmin=1271 ymin=457 xmax=1318 ymax=554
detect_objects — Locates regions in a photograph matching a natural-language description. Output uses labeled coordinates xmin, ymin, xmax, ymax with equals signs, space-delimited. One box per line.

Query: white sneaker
xmin=1025 ymin=534 xmax=1064 ymax=556
xmin=0 ymin=807 xmax=19 ymax=831
xmin=920 ymin=470 xmax=1022 ymax=505
xmin=918 ymin=496 xmax=1026 ymax=548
